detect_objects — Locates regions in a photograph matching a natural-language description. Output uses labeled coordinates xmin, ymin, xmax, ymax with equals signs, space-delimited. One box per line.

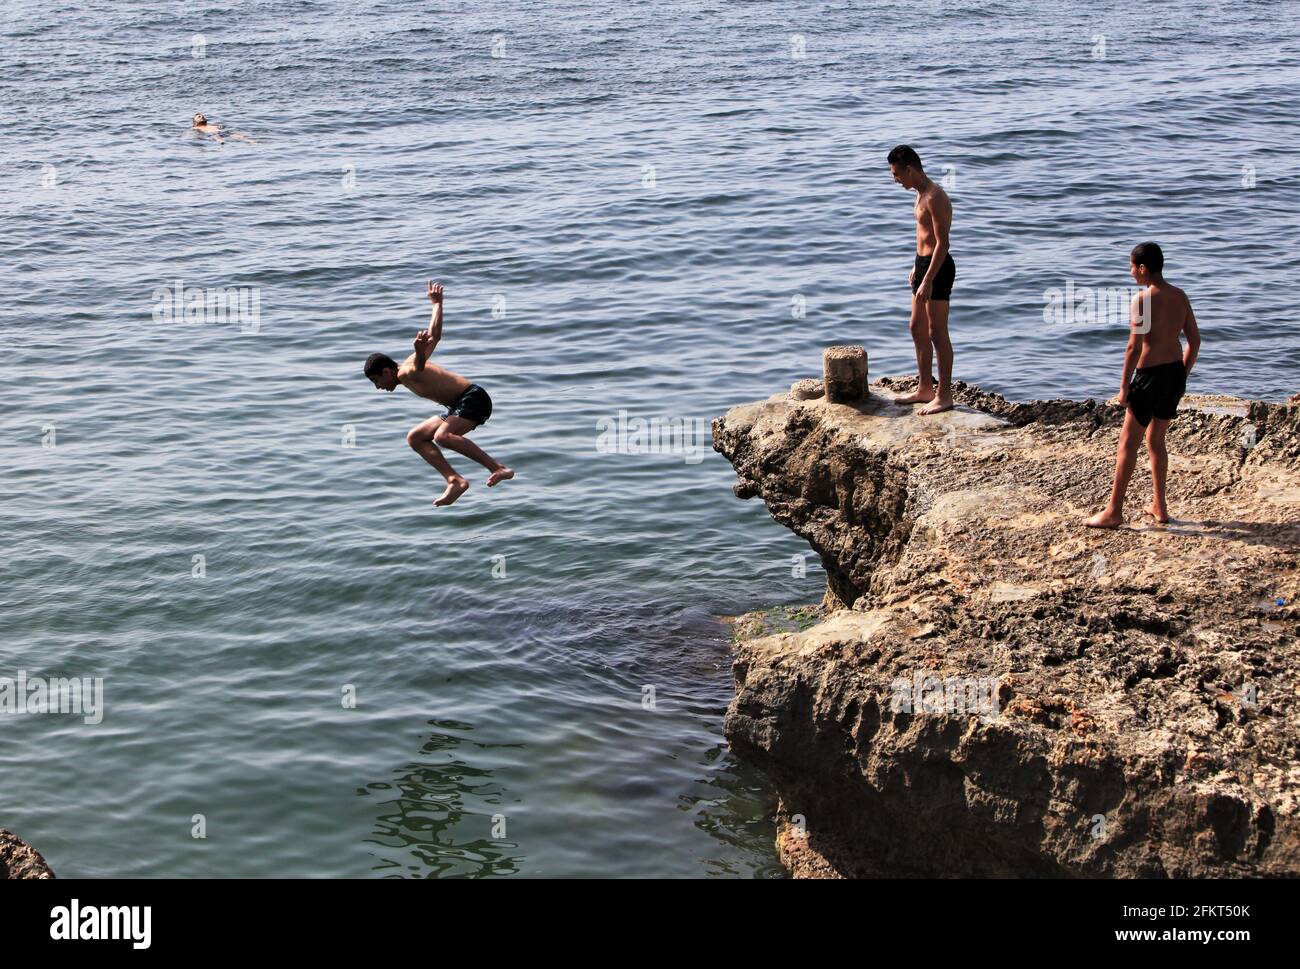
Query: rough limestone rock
xmin=0 ymin=829 xmax=54 ymax=879
xmin=714 ymin=377 xmax=1300 ymax=878
xmin=790 ymin=378 xmax=825 ymax=401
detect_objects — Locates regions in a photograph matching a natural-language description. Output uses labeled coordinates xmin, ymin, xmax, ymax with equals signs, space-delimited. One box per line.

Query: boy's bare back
xmin=1135 ymin=283 xmax=1195 ymax=368
xmin=398 ymin=357 xmax=471 ymax=406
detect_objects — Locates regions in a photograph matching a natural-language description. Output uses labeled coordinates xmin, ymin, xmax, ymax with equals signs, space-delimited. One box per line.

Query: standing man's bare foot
xmin=486 ymin=466 xmax=514 ymax=487
xmin=895 ymin=387 xmax=936 ymax=405
xmin=434 ymin=476 xmax=470 ymax=506
xmin=917 ymin=396 xmax=954 ymax=415
xmin=1084 ymin=509 xmax=1123 ymax=528
xmin=1146 ymin=503 xmax=1171 ymax=524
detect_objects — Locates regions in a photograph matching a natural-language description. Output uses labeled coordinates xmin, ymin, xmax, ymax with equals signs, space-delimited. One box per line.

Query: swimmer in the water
xmin=191 ymin=113 xmax=256 ymax=144
xmin=1085 ymin=242 xmax=1201 ymax=528
xmin=364 ymin=281 xmax=514 ymax=508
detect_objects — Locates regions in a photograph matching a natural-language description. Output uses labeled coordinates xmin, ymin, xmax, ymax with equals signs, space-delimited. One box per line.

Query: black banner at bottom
xmin=1 ymin=876 xmax=1284 ymax=955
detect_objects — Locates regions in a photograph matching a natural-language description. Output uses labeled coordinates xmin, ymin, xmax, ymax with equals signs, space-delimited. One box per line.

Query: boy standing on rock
xmin=1086 ymin=243 xmax=1200 ymax=528
xmin=888 ymin=144 xmax=956 ymax=415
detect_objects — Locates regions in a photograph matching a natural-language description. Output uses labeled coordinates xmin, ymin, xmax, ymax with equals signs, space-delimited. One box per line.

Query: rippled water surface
xmin=2 ymin=0 xmax=1297 ymax=876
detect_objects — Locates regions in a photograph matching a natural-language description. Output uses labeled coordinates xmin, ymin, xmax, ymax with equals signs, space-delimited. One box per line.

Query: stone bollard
xmin=823 ymin=345 xmax=868 ymax=402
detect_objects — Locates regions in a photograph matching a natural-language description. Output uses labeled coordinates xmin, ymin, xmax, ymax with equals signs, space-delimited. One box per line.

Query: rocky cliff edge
xmin=714 ymin=377 xmax=1299 ymax=877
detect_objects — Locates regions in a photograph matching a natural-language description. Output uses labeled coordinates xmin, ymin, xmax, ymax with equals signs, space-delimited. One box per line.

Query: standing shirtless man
xmin=888 ymin=145 xmax=956 ymax=415
xmin=364 ymin=282 xmax=514 ymax=507
xmin=1085 ymin=243 xmax=1200 ymax=527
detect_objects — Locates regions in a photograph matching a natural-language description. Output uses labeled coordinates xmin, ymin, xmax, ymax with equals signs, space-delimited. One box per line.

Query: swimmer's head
xmin=193 ymin=113 xmax=208 ymax=127
xmin=364 ymin=352 xmax=399 ymax=391
xmin=888 ymin=144 xmax=924 ymax=188
xmin=1130 ymin=242 xmax=1165 ymax=282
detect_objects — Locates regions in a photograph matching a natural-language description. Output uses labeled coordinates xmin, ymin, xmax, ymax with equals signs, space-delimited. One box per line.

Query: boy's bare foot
xmin=895 ymin=388 xmax=936 ymax=405
xmin=434 ymin=477 xmax=470 ymax=506
xmin=1145 ymin=504 xmax=1171 ymax=524
xmin=917 ymin=396 xmax=954 ymax=415
xmin=486 ymin=466 xmax=514 ymax=487
xmin=1084 ymin=509 xmax=1123 ymax=528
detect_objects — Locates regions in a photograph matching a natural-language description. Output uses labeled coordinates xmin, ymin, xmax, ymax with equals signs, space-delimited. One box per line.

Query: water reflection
xmin=361 ymin=719 xmax=523 ymax=878
xmin=679 ymin=741 xmax=787 ymax=879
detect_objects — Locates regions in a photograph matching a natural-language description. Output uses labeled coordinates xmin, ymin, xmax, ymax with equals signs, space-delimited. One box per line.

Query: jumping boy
xmin=364 ymin=282 xmax=514 ymax=507
xmin=1085 ymin=243 xmax=1200 ymax=528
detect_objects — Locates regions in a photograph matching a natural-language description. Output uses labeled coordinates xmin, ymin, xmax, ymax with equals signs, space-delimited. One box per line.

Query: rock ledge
xmin=714 ymin=377 xmax=1300 ymax=877
xmin=0 ymin=828 xmax=54 ymax=879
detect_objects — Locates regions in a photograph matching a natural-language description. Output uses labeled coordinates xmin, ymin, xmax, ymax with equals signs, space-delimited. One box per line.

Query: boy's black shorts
xmin=911 ymin=252 xmax=955 ymax=301
xmin=444 ymin=384 xmax=492 ymax=425
xmin=1127 ymin=360 xmax=1186 ymax=427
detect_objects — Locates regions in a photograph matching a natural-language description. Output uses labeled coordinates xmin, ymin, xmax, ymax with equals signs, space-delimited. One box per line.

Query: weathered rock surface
xmin=0 ymin=828 xmax=54 ymax=878
xmin=714 ymin=377 xmax=1300 ymax=878
xmin=790 ymin=378 xmax=825 ymax=401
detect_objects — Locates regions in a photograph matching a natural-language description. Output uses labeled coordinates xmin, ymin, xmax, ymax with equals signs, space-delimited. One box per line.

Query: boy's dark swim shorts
xmin=911 ymin=252 xmax=955 ymax=301
xmin=1127 ymin=360 xmax=1186 ymax=427
xmin=445 ymin=384 xmax=492 ymax=425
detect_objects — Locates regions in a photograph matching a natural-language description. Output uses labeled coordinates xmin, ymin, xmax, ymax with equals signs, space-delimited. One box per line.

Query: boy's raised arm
xmin=412 ymin=281 xmax=444 ymax=372
xmin=426 ymin=280 xmax=444 ymax=338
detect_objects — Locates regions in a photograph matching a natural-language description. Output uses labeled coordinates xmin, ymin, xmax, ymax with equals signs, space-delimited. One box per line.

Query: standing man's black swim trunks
xmin=911 ymin=252 xmax=956 ymax=301
xmin=1127 ymin=359 xmax=1186 ymax=426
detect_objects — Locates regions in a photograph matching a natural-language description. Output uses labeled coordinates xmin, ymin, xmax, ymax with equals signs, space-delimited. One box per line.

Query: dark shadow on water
xmin=360 ymin=719 xmax=523 ymax=878
xmin=678 ymin=741 xmax=787 ymax=879
xmin=357 ymin=597 xmax=788 ymax=877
